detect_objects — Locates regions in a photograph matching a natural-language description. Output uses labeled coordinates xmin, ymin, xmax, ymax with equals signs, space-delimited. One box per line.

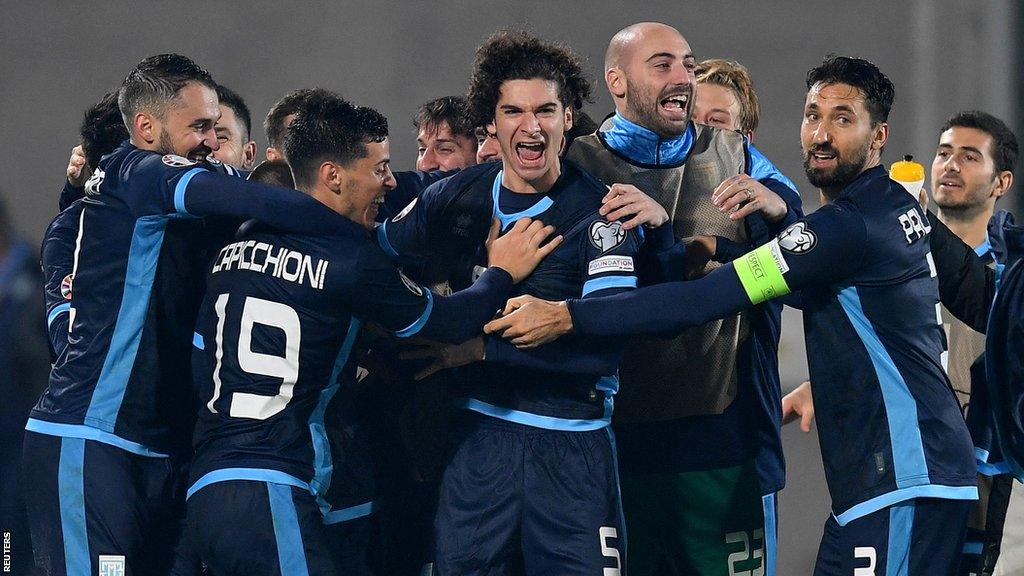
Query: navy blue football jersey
xmin=379 ymin=160 xmax=643 ymax=428
xmin=41 ymin=200 xmax=83 ymax=361
xmin=187 ymin=215 xmax=515 ymax=508
xmin=570 ymin=166 xmax=978 ymax=522
xmin=29 ymin=141 xmax=358 ymax=457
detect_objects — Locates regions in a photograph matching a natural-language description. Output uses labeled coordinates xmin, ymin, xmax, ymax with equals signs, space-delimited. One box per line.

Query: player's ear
xmin=563 ymin=106 xmax=574 ymax=132
xmin=993 ymin=170 xmax=1013 ymax=199
xmin=606 ymin=67 xmax=626 ymax=99
xmin=870 ymin=122 xmax=889 ymax=151
xmin=242 ymin=141 xmax=258 ymax=170
xmin=134 ymin=112 xmax=157 ymax=145
xmin=320 ymin=161 xmax=342 ymax=193
xmin=266 ymin=147 xmax=282 ymax=162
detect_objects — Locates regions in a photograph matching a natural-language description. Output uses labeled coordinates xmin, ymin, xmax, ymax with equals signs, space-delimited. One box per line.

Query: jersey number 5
xmin=207 ymin=294 xmax=301 ymax=420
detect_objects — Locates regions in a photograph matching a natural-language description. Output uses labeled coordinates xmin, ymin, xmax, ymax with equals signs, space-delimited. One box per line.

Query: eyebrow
xmin=646 ymin=52 xmax=688 ymax=63
xmin=948 ymin=144 xmax=985 ymax=156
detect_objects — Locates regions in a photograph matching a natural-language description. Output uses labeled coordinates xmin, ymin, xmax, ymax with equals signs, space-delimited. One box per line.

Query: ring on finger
xmin=743 ymin=188 xmax=755 ymax=201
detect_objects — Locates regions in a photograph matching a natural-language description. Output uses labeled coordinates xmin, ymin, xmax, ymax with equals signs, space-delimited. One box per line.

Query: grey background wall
xmin=1 ymin=1 xmax=1017 ymax=573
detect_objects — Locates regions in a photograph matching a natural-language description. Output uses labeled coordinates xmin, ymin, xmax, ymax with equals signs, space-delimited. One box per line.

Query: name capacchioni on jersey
xmin=211 ymin=239 xmax=330 ymax=290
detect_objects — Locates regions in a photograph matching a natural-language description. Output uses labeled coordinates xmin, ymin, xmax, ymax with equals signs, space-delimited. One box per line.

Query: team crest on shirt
xmin=98 ymin=555 xmax=125 ymax=576
xmin=392 ymin=198 xmax=417 ymax=222
xmin=778 ymin=222 xmax=817 ymax=253
xmin=162 ymin=154 xmax=197 ymax=168
xmin=398 ymin=270 xmax=423 ymax=296
xmin=589 ymin=221 xmax=626 ymax=252
xmin=60 ymin=274 xmax=74 ymax=299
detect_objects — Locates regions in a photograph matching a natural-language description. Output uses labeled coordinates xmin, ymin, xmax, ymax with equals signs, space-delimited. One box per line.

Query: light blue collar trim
xmin=601 ymin=113 xmax=694 ymax=166
xmin=492 ymin=170 xmax=554 ymax=230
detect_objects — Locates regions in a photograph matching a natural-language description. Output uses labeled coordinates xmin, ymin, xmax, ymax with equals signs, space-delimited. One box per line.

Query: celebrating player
xmin=488 ymin=55 xmax=980 ymax=576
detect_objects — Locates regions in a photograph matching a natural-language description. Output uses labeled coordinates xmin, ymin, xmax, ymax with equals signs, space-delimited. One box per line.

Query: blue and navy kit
xmin=188 ymin=215 xmax=515 ymax=505
xmin=569 ymin=165 xmax=978 ymax=523
xmin=28 ymin=141 xmax=358 ymax=457
xmin=41 ymin=199 xmax=83 ymax=361
xmin=379 ymin=160 xmax=643 ymax=427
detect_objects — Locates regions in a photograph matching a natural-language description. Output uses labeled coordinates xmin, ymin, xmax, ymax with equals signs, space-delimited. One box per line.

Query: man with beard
xmin=22 ymin=54 xmax=364 ymax=575
xmin=560 ymin=22 xmax=800 ymax=575
xmin=487 ymin=55 xmax=980 ymax=575
xmin=929 ymin=112 xmax=1021 ymax=576
xmin=786 ymin=110 xmax=1021 ymax=576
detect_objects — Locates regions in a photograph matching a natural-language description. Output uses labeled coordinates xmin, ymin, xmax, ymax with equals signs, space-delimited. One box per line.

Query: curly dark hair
xmin=283 ymin=89 xmax=388 ymax=189
xmin=466 ymin=30 xmax=591 ymax=129
xmin=806 ymin=55 xmax=894 ymax=125
xmin=80 ymin=91 xmax=129 ymax=171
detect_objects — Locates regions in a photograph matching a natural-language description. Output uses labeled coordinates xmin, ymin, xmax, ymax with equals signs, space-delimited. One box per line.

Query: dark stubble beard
xmin=624 ymin=77 xmax=689 ymax=139
xmin=803 ymin=137 xmax=871 ymax=195
xmin=158 ymin=128 xmax=212 ymax=161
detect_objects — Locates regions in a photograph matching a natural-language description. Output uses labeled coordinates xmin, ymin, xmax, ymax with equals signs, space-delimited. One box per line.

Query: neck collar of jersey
xmin=491 ymin=170 xmax=554 ymax=231
xmin=601 ymin=113 xmax=694 ymax=166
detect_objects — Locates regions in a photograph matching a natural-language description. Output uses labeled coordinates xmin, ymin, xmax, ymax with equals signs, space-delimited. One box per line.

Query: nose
xmin=521 ymin=113 xmax=541 ymax=136
xmin=203 ymin=127 xmax=220 ymax=151
xmin=944 ymin=154 xmax=960 ymax=173
xmin=382 ymin=166 xmax=397 ymax=190
xmin=417 ymin=148 xmax=438 ymax=171
xmin=671 ymin=61 xmax=692 ymax=86
xmin=811 ymin=123 xmax=832 ymax=145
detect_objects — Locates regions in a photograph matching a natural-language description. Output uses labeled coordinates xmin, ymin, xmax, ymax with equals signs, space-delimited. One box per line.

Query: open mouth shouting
xmin=514 ymin=139 xmax=547 ymax=168
xmin=806 ymin=145 xmax=838 ymax=170
xmin=659 ymin=91 xmax=690 ymax=121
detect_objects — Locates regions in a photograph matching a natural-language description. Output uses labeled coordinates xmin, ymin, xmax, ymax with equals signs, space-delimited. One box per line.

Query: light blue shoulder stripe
xmin=186 ymin=467 xmax=310 ymax=500
xmin=173 ymin=167 xmax=206 ymax=216
xmin=47 ymin=302 xmax=71 ymax=329
xmin=26 ymin=418 xmax=169 ymax=457
xmin=459 ymin=397 xmax=610 ymax=431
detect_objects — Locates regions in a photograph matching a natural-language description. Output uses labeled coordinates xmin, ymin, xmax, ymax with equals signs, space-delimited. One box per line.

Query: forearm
xmin=181 ymin=171 xmax=347 ymax=234
xmin=59 ymin=180 xmax=84 ymax=212
xmin=568 ymin=263 xmax=752 ymax=336
xmin=417 ymin=267 xmax=513 ymax=343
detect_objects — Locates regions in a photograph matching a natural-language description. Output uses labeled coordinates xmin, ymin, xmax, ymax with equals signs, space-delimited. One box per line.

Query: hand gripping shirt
xmin=567 ymin=166 xmax=978 ymax=523
xmin=379 ymin=160 xmax=643 ymax=429
xmin=568 ymin=114 xmax=802 ymax=492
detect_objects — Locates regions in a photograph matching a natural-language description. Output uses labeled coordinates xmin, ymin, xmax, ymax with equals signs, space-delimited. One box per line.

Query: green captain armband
xmin=732 ymin=239 xmax=792 ymax=304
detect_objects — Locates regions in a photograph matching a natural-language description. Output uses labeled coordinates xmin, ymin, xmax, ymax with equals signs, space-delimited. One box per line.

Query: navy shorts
xmin=21 ymin=431 xmax=187 ymax=576
xmin=187 ymin=478 xmax=338 ymax=575
xmin=434 ymin=415 xmax=626 ymax=576
xmin=814 ymin=497 xmax=971 ymax=576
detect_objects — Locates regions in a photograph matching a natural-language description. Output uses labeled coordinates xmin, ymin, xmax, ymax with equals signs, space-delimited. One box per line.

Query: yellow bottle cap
xmin=890 ymin=154 xmax=925 ymax=182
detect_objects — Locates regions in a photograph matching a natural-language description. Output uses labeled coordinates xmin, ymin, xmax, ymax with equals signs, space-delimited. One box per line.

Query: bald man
xmin=564 ymin=22 xmax=802 ymax=576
